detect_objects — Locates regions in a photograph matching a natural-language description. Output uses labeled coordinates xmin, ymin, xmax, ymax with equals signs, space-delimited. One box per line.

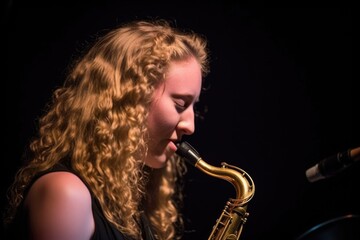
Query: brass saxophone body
xmin=176 ymin=142 xmax=255 ymax=240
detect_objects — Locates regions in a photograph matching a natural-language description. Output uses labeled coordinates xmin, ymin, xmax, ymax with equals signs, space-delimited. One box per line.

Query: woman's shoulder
xmin=27 ymin=170 xmax=91 ymax=203
xmin=24 ymin=170 xmax=95 ymax=239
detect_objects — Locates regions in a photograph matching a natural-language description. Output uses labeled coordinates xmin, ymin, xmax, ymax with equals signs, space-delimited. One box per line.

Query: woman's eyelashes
xmin=174 ymin=100 xmax=186 ymax=111
xmin=173 ymin=98 xmax=191 ymax=112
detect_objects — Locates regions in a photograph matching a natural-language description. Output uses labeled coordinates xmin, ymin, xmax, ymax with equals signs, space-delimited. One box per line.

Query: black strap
xmin=140 ymin=213 xmax=155 ymax=240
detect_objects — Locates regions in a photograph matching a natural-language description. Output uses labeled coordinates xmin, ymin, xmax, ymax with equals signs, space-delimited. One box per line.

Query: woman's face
xmin=145 ymin=57 xmax=202 ymax=168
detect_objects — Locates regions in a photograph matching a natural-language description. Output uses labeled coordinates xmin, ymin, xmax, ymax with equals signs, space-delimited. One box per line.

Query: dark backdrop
xmin=2 ymin=3 xmax=357 ymax=240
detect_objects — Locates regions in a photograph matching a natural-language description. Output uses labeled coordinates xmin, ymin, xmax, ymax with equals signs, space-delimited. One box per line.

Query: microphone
xmin=305 ymin=147 xmax=360 ymax=183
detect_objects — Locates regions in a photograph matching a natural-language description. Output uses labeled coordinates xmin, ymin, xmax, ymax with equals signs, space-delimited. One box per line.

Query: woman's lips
xmin=168 ymin=141 xmax=178 ymax=152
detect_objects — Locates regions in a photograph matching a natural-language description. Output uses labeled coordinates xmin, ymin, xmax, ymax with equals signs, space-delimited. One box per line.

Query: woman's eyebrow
xmin=172 ymin=93 xmax=199 ymax=100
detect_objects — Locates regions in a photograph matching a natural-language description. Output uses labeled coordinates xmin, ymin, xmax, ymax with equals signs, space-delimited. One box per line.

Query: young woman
xmin=3 ymin=19 xmax=209 ymax=240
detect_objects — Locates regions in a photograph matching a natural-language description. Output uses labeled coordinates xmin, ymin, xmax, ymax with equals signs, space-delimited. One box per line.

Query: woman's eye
xmin=174 ymin=99 xmax=187 ymax=110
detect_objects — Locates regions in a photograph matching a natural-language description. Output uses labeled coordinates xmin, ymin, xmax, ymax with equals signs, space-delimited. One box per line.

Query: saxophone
xmin=176 ymin=141 xmax=255 ymax=240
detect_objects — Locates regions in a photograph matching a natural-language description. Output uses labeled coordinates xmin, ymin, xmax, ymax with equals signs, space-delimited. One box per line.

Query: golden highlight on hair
xmin=4 ymin=19 xmax=209 ymax=240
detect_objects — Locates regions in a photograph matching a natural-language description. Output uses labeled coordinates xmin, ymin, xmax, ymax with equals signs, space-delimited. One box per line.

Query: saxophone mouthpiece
xmin=176 ymin=141 xmax=201 ymax=166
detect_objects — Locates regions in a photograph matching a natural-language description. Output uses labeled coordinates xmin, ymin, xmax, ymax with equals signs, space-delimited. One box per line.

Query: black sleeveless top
xmin=4 ymin=163 xmax=155 ymax=240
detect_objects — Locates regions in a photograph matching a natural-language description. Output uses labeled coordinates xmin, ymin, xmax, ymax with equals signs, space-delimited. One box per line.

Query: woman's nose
xmin=177 ymin=108 xmax=195 ymax=136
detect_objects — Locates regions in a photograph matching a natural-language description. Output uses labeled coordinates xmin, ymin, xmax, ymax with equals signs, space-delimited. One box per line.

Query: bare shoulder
xmin=26 ymin=171 xmax=91 ymax=206
xmin=25 ymin=171 xmax=95 ymax=240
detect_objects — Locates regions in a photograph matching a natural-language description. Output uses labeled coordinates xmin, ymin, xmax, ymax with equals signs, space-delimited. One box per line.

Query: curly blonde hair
xmin=4 ymin=19 xmax=209 ymax=239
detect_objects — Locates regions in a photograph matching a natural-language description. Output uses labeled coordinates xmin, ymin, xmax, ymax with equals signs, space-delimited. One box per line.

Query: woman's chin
xmin=145 ymin=144 xmax=175 ymax=168
xmin=144 ymin=154 xmax=168 ymax=169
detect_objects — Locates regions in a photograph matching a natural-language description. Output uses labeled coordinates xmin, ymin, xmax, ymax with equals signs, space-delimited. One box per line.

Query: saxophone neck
xmin=176 ymin=141 xmax=255 ymax=203
xmin=196 ymin=159 xmax=255 ymax=204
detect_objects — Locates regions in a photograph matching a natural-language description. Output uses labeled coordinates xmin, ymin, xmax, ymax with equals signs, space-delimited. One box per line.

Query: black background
xmin=2 ymin=2 xmax=357 ymax=240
